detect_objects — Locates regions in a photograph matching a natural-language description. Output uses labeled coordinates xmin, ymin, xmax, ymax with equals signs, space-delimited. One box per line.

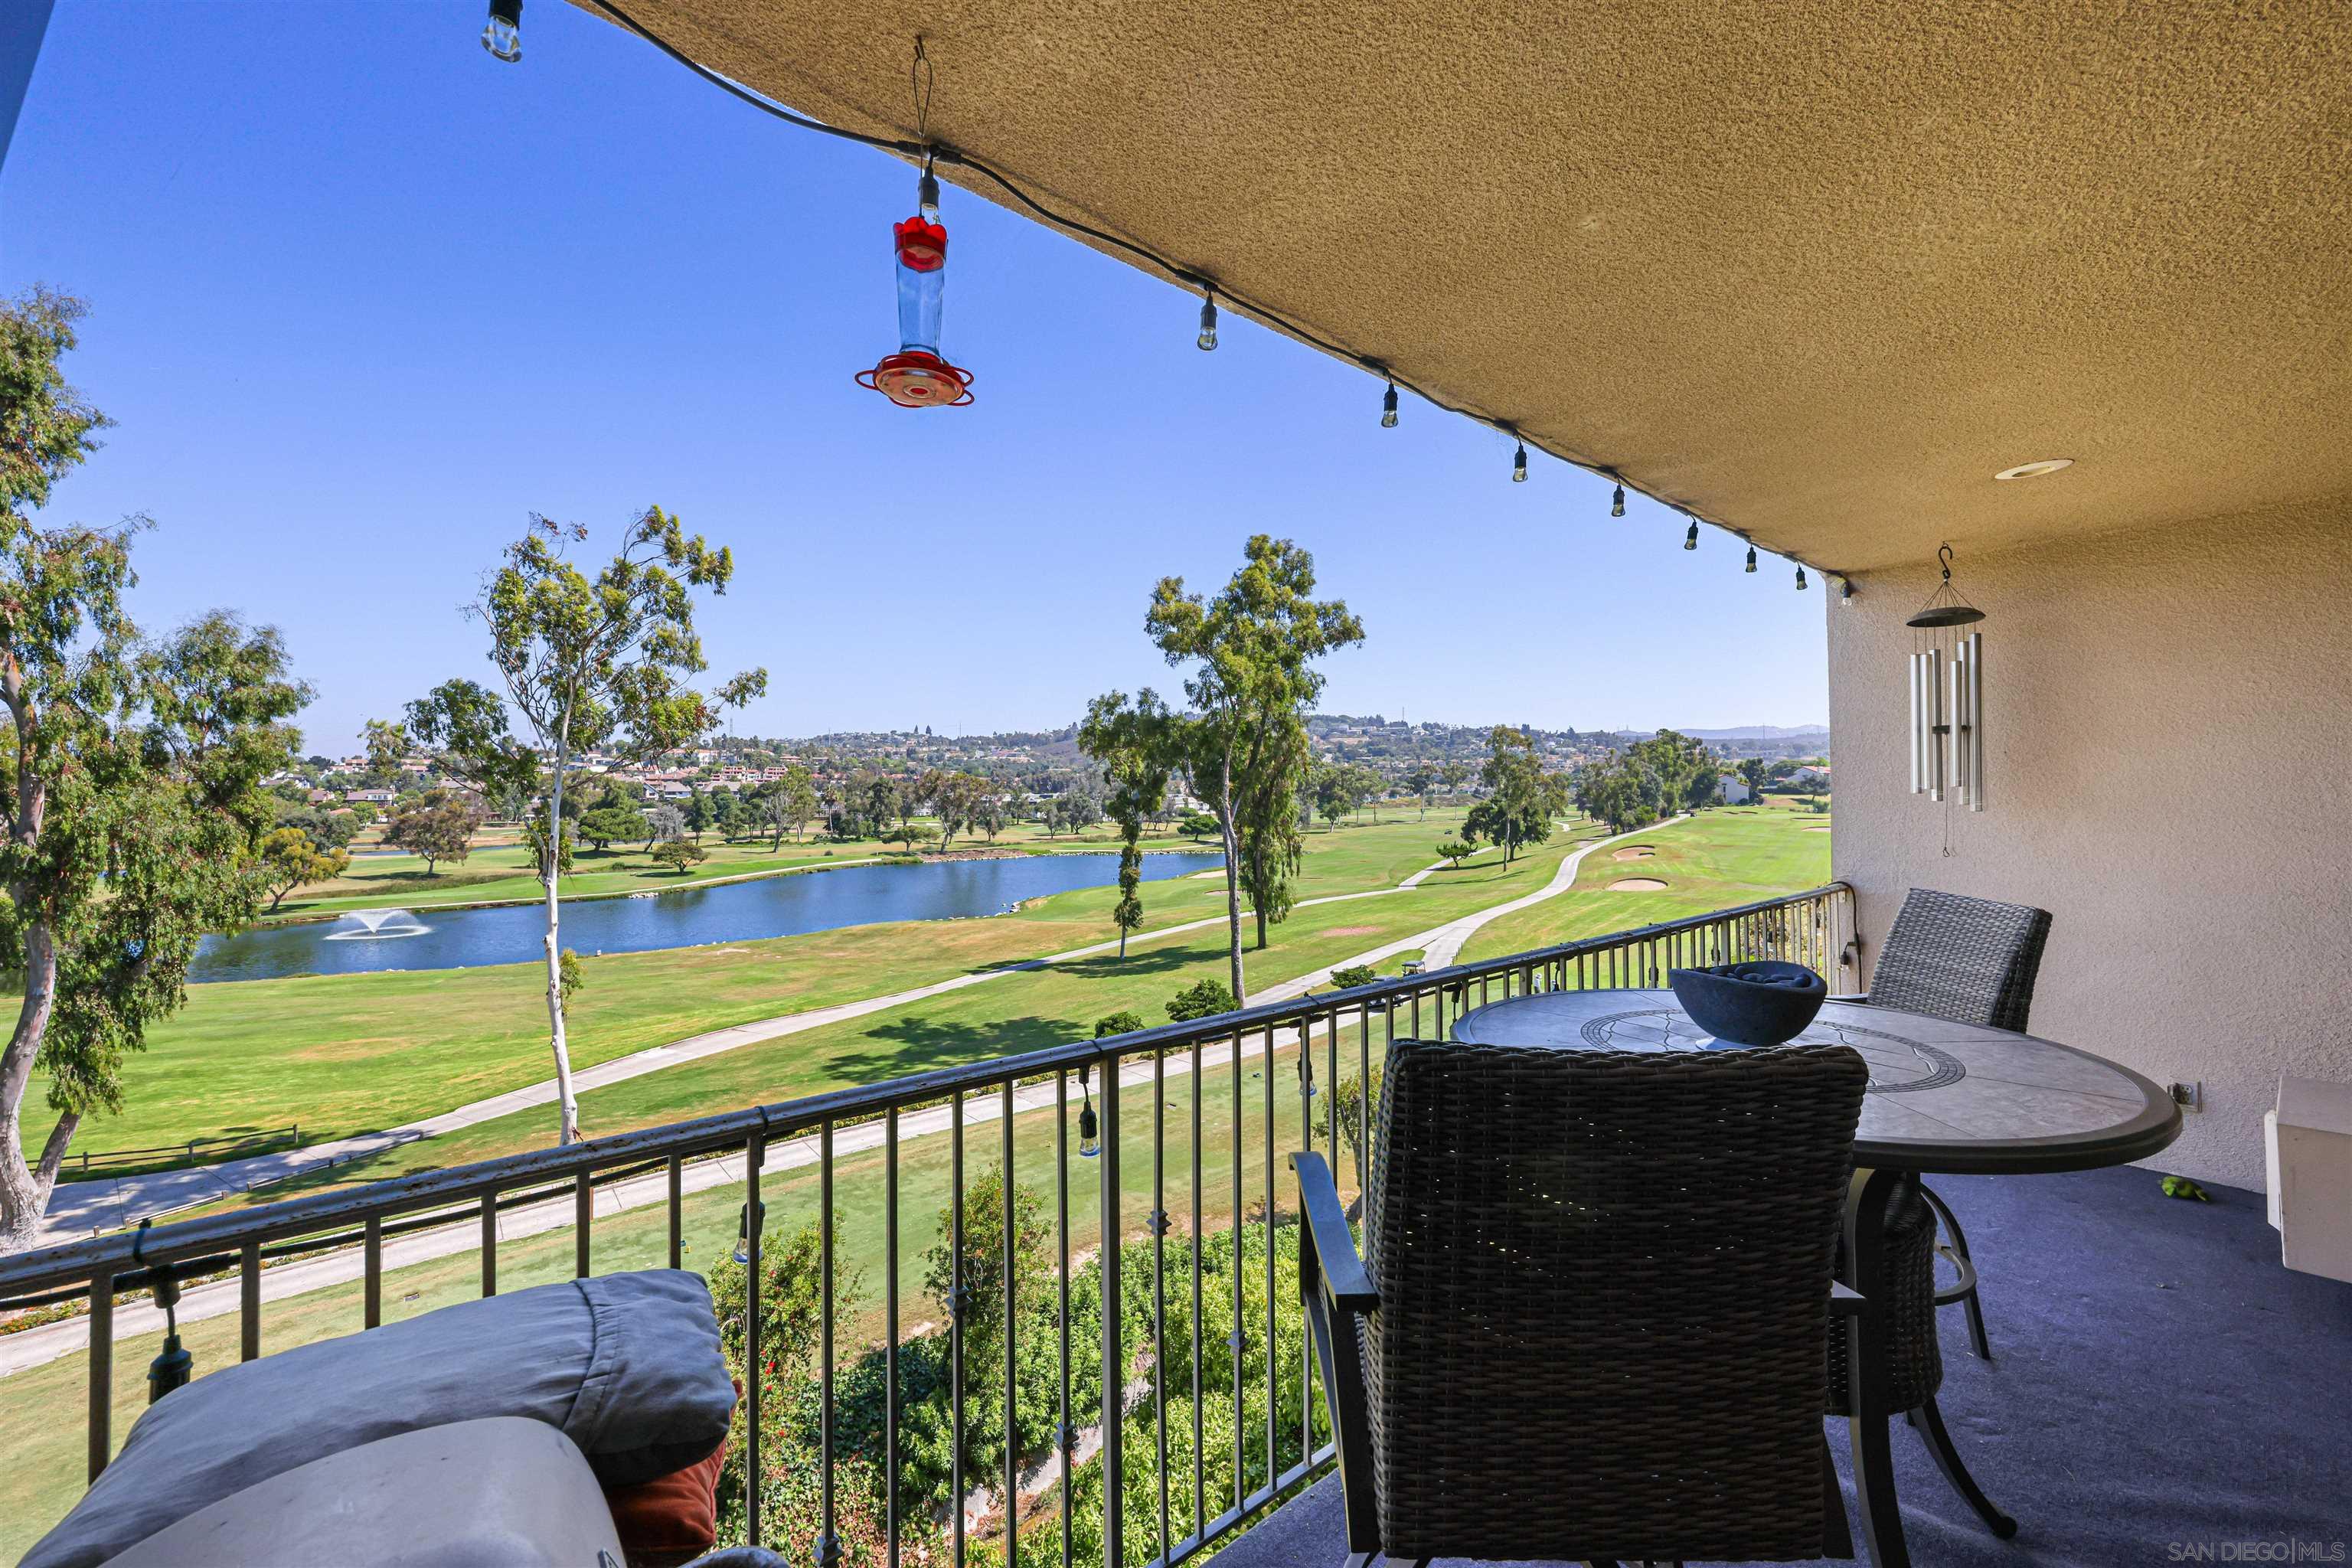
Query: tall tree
xmin=1465 ymin=725 xmax=1555 ymax=864
xmin=1080 ymin=690 xmax=1173 ymax=958
xmin=385 ymin=790 xmax=483 ymax=874
xmin=256 ymin=826 xmax=350 ymax=913
xmin=779 ymin=764 xmax=820 ymax=844
xmin=0 ymin=289 xmax=312 ymax=1248
xmin=407 ymin=510 xmax=763 ymax=1145
xmin=1144 ymin=536 xmax=1364 ymax=1002
xmin=362 ymin=717 xmax=409 ymax=782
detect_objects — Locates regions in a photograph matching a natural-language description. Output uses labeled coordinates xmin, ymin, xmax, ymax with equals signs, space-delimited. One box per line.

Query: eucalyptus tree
xmin=407 ymin=510 xmax=764 ymax=1146
xmin=1465 ymin=724 xmax=1553 ymax=864
xmin=0 ymin=289 xmax=311 ymax=1249
xmin=1079 ymin=689 xmax=1173 ymax=958
xmin=1142 ymin=536 xmax=1363 ymax=1003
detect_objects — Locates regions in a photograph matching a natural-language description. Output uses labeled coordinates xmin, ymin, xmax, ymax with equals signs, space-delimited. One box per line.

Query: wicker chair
xmin=1852 ymin=887 xmax=2054 ymax=1361
xmin=1292 ymin=1037 xmax=1872 ymax=1567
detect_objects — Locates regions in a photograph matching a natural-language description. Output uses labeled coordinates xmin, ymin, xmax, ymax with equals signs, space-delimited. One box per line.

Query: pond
xmin=191 ymin=851 xmax=1223 ymax=983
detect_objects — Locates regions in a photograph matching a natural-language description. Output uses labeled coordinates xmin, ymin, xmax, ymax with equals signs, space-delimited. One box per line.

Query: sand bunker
xmin=1607 ymin=877 xmax=1669 ymax=891
xmin=1802 ymin=825 xmax=1832 ymax=833
xmin=1326 ymin=926 xmax=1380 ymax=937
xmin=1611 ymin=846 xmax=1656 ymax=861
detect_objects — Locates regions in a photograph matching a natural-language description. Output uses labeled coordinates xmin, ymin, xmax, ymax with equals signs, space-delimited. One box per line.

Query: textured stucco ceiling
xmin=573 ymin=0 xmax=2352 ymax=573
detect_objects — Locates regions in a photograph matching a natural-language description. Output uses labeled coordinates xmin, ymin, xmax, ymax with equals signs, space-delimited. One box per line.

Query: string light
xmin=482 ymin=0 xmax=522 ymax=60
xmin=1841 ymin=577 xmax=1857 ymax=606
xmin=1684 ymin=518 xmax=1699 ymax=550
xmin=917 ymin=161 xmax=941 ymax=223
xmin=1796 ymin=566 xmax=1809 ymax=590
xmin=577 ymin=1 xmax=1870 ymax=598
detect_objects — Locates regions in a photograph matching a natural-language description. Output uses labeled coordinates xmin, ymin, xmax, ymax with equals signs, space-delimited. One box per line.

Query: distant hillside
xmin=1677 ymin=724 xmax=1831 ymax=741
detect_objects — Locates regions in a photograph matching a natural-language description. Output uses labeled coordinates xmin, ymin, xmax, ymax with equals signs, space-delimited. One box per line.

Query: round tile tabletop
xmin=1450 ymin=990 xmax=2181 ymax=1174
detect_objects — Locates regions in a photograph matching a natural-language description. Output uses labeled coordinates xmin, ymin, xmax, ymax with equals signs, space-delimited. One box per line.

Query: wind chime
xmin=1907 ymin=544 xmax=1985 ymax=843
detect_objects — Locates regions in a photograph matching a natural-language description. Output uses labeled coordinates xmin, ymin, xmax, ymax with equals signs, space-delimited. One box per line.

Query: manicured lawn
xmin=25 ymin=814 xmax=1493 ymax=1162
xmin=1455 ymin=799 xmax=1831 ymax=964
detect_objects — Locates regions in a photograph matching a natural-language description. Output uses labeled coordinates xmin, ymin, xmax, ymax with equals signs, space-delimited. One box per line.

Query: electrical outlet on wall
xmin=2170 ymin=1081 xmax=2203 ymax=1112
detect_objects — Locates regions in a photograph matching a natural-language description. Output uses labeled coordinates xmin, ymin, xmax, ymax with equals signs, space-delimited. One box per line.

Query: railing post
xmin=886 ymin=1106 xmax=902 ymax=1568
xmin=744 ymin=1129 xmax=764 ymax=1548
xmin=479 ymin=1193 xmax=498 ymax=1297
xmin=1099 ymin=1056 xmax=1123 ymax=1566
xmin=364 ymin=1216 xmax=382 ymax=1329
xmin=240 ymin=1242 xmax=261 ymax=1362
xmin=87 ymin=1270 xmax=113 ymax=1482
xmin=666 ymin=1154 xmax=684 ymax=1271
xmin=573 ymin=1170 xmax=592 ymax=1280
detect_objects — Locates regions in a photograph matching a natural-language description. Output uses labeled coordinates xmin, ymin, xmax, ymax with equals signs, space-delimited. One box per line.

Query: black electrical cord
xmin=579 ymin=0 xmax=1838 ymax=575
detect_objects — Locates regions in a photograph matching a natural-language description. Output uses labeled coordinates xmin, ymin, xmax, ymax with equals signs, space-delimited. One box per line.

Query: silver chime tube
xmin=1949 ymin=647 xmax=1969 ymax=809
xmin=1908 ymin=652 xmax=1924 ymax=794
xmin=1965 ymin=630 xmax=1984 ymax=811
xmin=1926 ymin=647 xmax=1945 ymax=801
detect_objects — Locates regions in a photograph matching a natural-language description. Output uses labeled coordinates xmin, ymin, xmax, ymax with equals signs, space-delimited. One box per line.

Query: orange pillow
xmin=603 ymin=1440 xmax=726 ymax=1564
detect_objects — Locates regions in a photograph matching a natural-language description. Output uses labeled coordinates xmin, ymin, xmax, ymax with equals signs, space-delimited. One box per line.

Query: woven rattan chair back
xmin=1869 ymin=887 xmax=2053 ymax=1034
xmin=1361 ymin=1038 xmax=1870 ymax=1563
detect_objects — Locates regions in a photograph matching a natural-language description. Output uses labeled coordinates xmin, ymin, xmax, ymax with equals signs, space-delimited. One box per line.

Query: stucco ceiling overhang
xmin=572 ymin=0 xmax=2352 ymax=575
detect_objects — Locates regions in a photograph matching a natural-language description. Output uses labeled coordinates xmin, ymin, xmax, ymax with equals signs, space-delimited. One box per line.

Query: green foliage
xmin=1327 ymin=964 xmax=1378 ymax=990
xmin=1093 ymin=1011 xmax=1146 ymax=1039
xmin=1435 ymin=838 xmax=1473 ymax=867
xmin=1178 ymin=812 xmax=1218 ymax=841
xmin=1080 ymin=691 xmax=1176 ymax=957
xmin=650 ymin=838 xmax=707 ymax=874
xmin=1142 ymin=535 xmax=1365 ymax=987
xmin=256 ymin=825 xmax=350 ymax=913
xmin=1165 ymin=978 xmax=1239 ymax=1023
xmin=0 ymin=289 xmax=312 ymax=1239
xmin=2161 ymin=1174 xmax=2210 ymax=1202
xmin=557 ymin=948 xmax=585 ymax=1005
xmin=577 ymin=805 xmax=648 ymax=852
xmin=1463 ymin=725 xmax=1557 ymax=864
xmin=384 ymin=791 xmax=484 ymax=874
xmin=1319 ymin=1064 xmax=1384 ymax=1174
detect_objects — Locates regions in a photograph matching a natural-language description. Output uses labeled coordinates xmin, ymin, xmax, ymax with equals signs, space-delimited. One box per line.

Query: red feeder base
xmin=856 ymin=350 xmax=975 ymax=408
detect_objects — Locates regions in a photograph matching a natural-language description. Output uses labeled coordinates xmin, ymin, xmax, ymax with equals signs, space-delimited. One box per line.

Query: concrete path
xmin=3 ymin=816 xmax=1680 ymax=1377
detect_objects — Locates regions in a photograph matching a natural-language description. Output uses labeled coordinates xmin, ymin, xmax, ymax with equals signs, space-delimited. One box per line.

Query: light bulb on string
xmin=1796 ymin=566 xmax=1809 ymax=590
xmin=1511 ymin=440 xmax=1528 ymax=483
xmin=1684 ymin=518 xmax=1699 ymax=551
xmin=1841 ymin=578 xmax=1857 ymax=607
xmin=1380 ymin=382 xmax=1399 ymax=428
xmin=481 ymin=0 xmax=521 ymax=60
xmin=1611 ymin=484 xmax=1626 ymax=518
xmin=1077 ymin=1063 xmax=1100 ymax=1158
xmin=1196 ymin=290 xmax=1218 ymax=351
xmin=1745 ymin=545 xmax=1758 ymax=573
xmin=917 ymin=161 xmax=941 ymax=224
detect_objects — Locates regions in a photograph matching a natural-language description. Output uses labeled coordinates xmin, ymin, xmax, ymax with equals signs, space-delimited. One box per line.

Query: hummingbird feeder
xmin=857 ymin=172 xmax=975 ymax=408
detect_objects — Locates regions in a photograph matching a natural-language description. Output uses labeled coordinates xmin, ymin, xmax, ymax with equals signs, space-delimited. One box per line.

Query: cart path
xmin=5 ymin=817 xmax=1679 ymax=1374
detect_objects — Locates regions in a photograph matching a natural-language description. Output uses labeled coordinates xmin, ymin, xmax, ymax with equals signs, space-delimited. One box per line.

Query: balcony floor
xmin=1214 ymin=1164 xmax=2352 ymax=1567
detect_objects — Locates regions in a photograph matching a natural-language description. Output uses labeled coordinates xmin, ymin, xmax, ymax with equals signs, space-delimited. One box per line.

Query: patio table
xmin=1449 ymin=988 xmax=2183 ymax=1568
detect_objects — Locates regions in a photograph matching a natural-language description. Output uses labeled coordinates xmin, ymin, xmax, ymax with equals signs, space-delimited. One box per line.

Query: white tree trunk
xmin=544 ymin=744 xmax=580 ymax=1145
xmin=0 ymin=926 xmax=69 ymax=1254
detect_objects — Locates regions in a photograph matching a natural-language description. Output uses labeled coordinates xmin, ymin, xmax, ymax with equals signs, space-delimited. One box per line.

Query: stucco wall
xmin=1827 ymin=495 xmax=2352 ymax=1192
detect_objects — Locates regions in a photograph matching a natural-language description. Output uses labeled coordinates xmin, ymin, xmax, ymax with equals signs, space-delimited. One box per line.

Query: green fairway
xmin=1455 ymin=798 xmax=1831 ymax=964
xmin=28 ymin=812 xmax=1508 ymax=1164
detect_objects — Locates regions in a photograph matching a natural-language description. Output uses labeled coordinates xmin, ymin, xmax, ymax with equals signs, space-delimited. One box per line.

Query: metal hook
xmin=1938 ymin=542 xmax=1955 ymax=581
xmin=910 ymin=36 xmax=934 ymax=140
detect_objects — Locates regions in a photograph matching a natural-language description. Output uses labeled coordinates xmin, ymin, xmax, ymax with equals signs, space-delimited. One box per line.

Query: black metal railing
xmin=0 ymin=884 xmax=1856 ymax=1566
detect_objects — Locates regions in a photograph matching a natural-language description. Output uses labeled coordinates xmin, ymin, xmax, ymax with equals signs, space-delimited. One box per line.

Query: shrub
xmin=1328 ymin=964 xmax=1379 ymax=990
xmin=1435 ymin=838 xmax=1474 ymax=867
xmin=1093 ymin=1010 xmax=1146 ymax=1038
xmin=1165 ymin=978 xmax=1240 ymax=1023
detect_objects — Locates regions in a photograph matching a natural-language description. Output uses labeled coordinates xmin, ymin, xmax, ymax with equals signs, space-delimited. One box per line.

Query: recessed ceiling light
xmin=1994 ymin=459 xmax=2074 ymax=481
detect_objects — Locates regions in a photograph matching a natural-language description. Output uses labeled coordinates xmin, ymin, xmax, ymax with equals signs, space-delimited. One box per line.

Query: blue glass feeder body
xmin=894 ymin=217 xmax=948 ymax=356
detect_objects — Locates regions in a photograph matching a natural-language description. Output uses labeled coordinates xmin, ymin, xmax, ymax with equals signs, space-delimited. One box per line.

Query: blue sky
xmin=4 ymin=2 xmax=1826 ymax=755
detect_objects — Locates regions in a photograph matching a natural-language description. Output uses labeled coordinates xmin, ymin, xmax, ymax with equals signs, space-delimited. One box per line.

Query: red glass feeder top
xmin=858 ymin=350 xmax=975 ymax=408
xmin=893 ymin=216 xmax=947 ymax=272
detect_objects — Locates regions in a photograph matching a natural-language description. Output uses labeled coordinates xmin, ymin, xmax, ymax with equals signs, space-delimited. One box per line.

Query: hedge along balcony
xmin=0 ymin=885 xmax=1857 ymax=1566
